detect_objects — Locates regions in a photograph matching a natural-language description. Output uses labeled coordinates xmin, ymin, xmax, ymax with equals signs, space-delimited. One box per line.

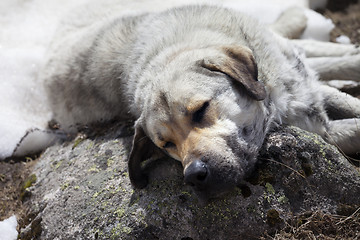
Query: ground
xmin=1 ymin=1 xmax=360 ymax=239
xmin=325 ymin=1 xmax=360 ymax=45
xmin=0 ymin=157 xmax=37 ymax=227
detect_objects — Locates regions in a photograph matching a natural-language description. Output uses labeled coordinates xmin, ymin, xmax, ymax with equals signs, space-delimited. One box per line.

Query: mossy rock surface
xmin=20 ymin=126 xmax=360 ymax=239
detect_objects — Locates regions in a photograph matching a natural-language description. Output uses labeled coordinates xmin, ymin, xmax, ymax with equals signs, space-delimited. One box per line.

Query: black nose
xmin=184 ymin=160 xmax=209 ymax=189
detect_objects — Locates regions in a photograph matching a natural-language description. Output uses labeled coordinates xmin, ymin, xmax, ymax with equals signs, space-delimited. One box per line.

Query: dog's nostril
xmin=196 ymin=172 xmax=207 ymax=181
xmin=184 ymin=160 xmax=208 ymax=188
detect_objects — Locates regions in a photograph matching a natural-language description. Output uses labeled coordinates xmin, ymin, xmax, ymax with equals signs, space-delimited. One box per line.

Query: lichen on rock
xmin=20 ymin=126 xmax=360 ymax=239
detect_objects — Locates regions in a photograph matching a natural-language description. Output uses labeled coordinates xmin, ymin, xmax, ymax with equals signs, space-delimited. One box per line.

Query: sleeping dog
xmin=43 ymin=5 xmax=360 ymax=200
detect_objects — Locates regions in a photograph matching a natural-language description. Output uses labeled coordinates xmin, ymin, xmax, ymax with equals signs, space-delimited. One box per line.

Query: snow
xmin=336 ymin=35 xmax=351 ymax=44
xmin=0 ymin=215 xmax=18 ymax=240
xmin=301 ymin=9 xmax=334 ymax=41
xmin=0 ymin=0 xmax=342 ymax=159
xmin=0 ymin=0 xmax=90 ymax=159
xmin=222 ymin=0 xmax=308 ymax=24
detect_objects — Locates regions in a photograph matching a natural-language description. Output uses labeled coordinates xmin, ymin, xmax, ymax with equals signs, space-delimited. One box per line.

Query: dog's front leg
xmin=306 ymin=54 xmax=360 ymax=80
xmin=320 ymin=85 xmax=360 ymax=119
xmin=319 ymin=85 xmax=360 ymax=155
xmin=325 ymin=118 xmax=360 ymax=155
xmin=292 ymin=39 xmax=360 ymax=57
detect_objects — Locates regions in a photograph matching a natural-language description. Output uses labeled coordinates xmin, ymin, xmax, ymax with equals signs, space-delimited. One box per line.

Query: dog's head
xmin=128 ymin=45 xmax=269 ymax=201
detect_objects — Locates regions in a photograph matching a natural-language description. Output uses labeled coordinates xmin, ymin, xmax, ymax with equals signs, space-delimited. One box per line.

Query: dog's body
xmin=43 ymin=5 xmax=360 ymax=200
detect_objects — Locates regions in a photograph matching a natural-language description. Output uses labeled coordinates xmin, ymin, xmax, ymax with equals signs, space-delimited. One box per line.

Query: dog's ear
xmin=200 ymin=45 xmax=266 ymax=101
xmin=128 ymin=123 xmax=158 ymax=189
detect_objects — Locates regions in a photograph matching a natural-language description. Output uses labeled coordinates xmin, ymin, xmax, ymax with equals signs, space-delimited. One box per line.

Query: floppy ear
xmin=128 ymin=123 xmax=159 ymax=189
xmin=200 ymin=45 xmax=266 ymax=101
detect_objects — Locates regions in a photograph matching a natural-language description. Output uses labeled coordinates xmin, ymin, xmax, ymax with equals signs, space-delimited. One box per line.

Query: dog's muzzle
xmin=184 ymin=159 xmax=209 ymax=190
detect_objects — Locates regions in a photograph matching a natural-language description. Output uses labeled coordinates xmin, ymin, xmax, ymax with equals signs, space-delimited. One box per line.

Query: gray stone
xmin=21 ymin=125 xmax=360 ymax=239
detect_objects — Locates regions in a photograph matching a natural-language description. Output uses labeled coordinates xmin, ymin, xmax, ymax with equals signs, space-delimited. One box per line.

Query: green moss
xmin=72 ymin=136 xmax=85 ymax=149
xmin=52 ymin=160 xmax=63 ymax=170
xmin=23 ymin=174 xmax=37 ymax=189
xmin=121 ymin=172 xmax=129 ymax=178
xmin=101 ymin=201 xmax=109 ymax=209
xmin=180 ymin=191 xmax=191 ymax=197
xmin=25 ymin=156 xmax=33 ymax=161
xmin=60 ymin=182 xmax=70 ymax=191
xmin=92 ymin=191 xmax=101 ymax=198
xmin=20 ymin=174 xmax=37 ymax=201
xmin=263 ymin=183 xmax=276 ymax=203
xmin=114 ymin=208 xmax=126 ymax=218
xmin=265 ymin=183 xmax=275 ymax=194
xmin=72 ymin=140 xmax=81 ymax=149
xmin=292 ymin=126 xmax=341 ymax=174
xmin=110 ymin=224 xmax=132 ymax=239
xmin=277 ymin=195 xmax=289 ymax=204
xmin=295 ymin=128 xmax=332 ymax=157
xmin=88 ymin=164 xmax=100 ymax=173
xmin=121 ymin=226 xmax=132 ymax=234
xmin=107 ymin=158 xmax=115 ymax=167
xmin=86 ymin=142 xmax=94 ymax=150
xmin=110 ymin=225 xmax=121 ymax=239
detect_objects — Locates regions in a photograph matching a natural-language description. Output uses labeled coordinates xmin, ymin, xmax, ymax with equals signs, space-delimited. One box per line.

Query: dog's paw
xmin=345 ymin=44 xmax=360 ymax=56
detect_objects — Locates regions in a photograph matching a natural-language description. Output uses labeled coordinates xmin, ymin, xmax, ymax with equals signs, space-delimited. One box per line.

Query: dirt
xmin=324 ymin=2 xmax=360 ymax=45
xmin=0 ymin=157 xmax=38 ymax=225
xmin=1 ymin=1 xmax=360 ymax=238
xmin=264 ymin=210 xmax=360 ymax=240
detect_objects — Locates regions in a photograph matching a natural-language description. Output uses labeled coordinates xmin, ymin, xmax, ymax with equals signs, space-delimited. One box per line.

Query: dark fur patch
xmin=200 ymin=45 xmax=266 ymax=101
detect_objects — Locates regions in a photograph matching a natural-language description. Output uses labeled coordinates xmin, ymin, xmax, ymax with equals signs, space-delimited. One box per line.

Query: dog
xmin=42 ymin=5 xmax=360 ymax=201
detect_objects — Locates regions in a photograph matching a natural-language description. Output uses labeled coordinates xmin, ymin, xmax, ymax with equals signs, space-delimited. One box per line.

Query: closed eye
xmin=192 ymin=101 xmax=209 ymax=123
xmin=163 ymin=141 xmax=176 ymax=149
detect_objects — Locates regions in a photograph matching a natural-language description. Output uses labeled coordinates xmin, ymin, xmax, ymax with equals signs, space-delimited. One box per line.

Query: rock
xmin=20 ymin=125 xmax=360 ymax=239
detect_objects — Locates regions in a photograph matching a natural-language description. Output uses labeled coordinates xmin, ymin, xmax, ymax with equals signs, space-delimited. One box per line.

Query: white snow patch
xmin=336 ymin=35 xmax=351 ymax=44
xmin=301 ymin=8 xmax=334 ymax=41
xmin=0 ymin=0 xmax=89 ymax=159
xmin=0 ymin=215 xmax=18 ymax=240
xmin=222 ymin=0 xmax=308 ymax=24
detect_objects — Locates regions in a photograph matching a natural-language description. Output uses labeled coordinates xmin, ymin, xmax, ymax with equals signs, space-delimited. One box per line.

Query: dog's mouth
xmin=183 ymin=159 xmax=242 ymax=203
